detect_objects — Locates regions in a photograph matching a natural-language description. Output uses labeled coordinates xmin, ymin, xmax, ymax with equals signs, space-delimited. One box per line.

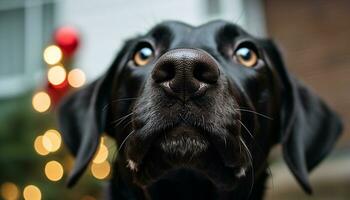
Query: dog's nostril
xmin=152 ymin=61 xmax=176 ymax=83
xmin=193 ymin=61 xmax=220 ymax=84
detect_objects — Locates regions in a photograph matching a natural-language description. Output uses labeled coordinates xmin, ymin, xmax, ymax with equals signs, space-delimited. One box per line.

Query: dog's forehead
xmin=147 ymin=20 xmax=244 ymax=48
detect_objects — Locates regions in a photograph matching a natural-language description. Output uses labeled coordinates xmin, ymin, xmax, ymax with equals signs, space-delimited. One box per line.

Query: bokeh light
xmin=91 ymin=161 xmax=111 ymax=180
xmin=44 ymin=161 xmax=64 ymax=182
xmin=23 ymin=185 xmax=41 ymax=200
xmin=42 ymin=129 xmax=62 ymax=152
xmin=1 ymin=182 xmax=19 ymax=200
xmin=32 ymin=92 xmax=51 ymax=113
xmin=34 ymin=136 xmax=49 ymax=156
xmin=47 ymin=65 xmax=66 ymax=86
xmin=67 ymin=69 xmax=86 ymax=88
xmin=43 ymin=45 xmax=62 ymax=65
xmin=92 ymin=142 xmax=108 ymax=164
xmin=54 ymin=26 xmax=80 ymax=57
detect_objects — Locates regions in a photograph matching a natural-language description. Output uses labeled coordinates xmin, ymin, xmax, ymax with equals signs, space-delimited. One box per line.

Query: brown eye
xmin=234 ymin=47 xmax=258 ymax=67
xmin=133 ymin=46 xmax=154 ymax=66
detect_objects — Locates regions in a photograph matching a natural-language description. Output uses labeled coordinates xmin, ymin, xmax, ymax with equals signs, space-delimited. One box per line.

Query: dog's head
xmin=58 ymin=20 xmax=342 ymax=194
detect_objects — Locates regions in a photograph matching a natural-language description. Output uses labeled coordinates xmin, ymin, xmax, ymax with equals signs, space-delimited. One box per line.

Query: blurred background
xmin=0 ymin=0 xmax=349 ymax=199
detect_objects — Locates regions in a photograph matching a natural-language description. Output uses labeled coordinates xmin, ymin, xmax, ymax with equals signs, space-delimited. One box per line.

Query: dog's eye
xmin=133 ymin=46 xmax=154 ymax=66
xmin=234 ymin=47 xmax=258 ymax=67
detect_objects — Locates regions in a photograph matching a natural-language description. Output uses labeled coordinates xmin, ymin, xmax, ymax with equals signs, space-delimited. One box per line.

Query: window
xmin=0 ymin=0 xmax=56 ymax=98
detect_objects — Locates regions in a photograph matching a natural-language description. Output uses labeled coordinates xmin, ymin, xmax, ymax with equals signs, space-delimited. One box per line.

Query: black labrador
xmin=58 ymin=20 xmax=343 ymax=200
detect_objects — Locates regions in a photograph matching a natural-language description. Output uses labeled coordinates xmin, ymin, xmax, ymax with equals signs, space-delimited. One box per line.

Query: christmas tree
xmin=0 ymin=26 xmax=116 ymax=200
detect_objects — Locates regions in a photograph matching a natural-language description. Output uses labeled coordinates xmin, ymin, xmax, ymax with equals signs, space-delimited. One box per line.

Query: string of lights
xmin=1 ymin=26 xmax=113 ymax=200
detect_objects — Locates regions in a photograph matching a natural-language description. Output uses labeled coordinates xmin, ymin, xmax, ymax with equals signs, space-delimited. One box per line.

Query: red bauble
xmin=54 ymin=26 xmax=80 ymax=57
xmin=46 ymin=79 xmax=69 ymax=106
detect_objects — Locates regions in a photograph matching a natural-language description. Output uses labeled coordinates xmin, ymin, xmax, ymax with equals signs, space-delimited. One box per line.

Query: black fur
xmin=58 ymin=20 xmax=343 ymax=199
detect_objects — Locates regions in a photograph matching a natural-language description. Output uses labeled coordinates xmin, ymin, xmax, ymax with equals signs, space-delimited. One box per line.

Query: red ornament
xmin=54 ymin=26 xmax=80 ymax=57
xmin=46 ymin=79 xmax=70 ymax=106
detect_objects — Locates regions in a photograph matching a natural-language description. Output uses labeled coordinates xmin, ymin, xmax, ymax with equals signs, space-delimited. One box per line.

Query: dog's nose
xmin=152 ymin=48 xmax=220 ymax=101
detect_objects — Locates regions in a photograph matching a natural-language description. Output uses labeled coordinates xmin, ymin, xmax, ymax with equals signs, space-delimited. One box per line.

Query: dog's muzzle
xmin=126 ymin=47 xmax=246 ymax=189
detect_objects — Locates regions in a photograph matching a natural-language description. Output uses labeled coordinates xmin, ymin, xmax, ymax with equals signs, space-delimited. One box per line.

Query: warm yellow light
xmin=67 ymin=69 xmax=86 ymax=88
xmin=47 ymin=65 xmax=66 ymax=85
xmin=101 ymin=136 xmax=106 ymax=145
xmin=42 ymin=129 xmax=62 ymax=152
xmin=43 ymin=45 xmax=62 ymax=65
xmin=45 ymin=161 xmax=64 ymax=182
xmin=93 ymin=143 xmax=108 ymax=164
xmin=1 ymin=182 xmax=19 ymax=200
xmin=23 ymin=185 xmax=41 ymax=200
xmin=32 ymin=92 xmax=51 ymax=113
xmin=91 ymin=161 xmax=111 ymax=180
xmin=34 ymin=136 xmax=49 ymax=156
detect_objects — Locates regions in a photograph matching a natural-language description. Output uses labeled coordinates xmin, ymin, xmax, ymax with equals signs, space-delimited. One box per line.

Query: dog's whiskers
xmin=102 ymin=98 xmax=138 ymax=111
xmin=235 ymin=108 xmax=273 ymax=120
xmin=112 ymin=112 xmax=134 ymax=127
xmin=239 ymin=136 xmax=254 ymax=200
xmin=233 ymin=2 xmax=246 ymax=26
xmin=238 ymin=120 xmax=254 ymax=139
xmin=111 ymin=97 xmax=137 ymax=103
xmin=238 ymin=119 xmax=275 ymax=195
xmin=123 ymin=119 xmax=134 ymax=129
xmin=117 ymin=130 xmax=135 ymax=155
xmin=111 ymin=130 xmax=135 ymax=168
xmin=111 ymin=97 xmax=138 ymax=103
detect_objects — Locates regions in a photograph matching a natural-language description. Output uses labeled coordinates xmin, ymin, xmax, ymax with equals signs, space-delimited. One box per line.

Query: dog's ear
xmin=57 ymin=46 xmax=131 ymax=187
xmin=261 ymin=40 xmax=343 ymax=194
xmin=57 ymin=40 xmax=133 ymax=187
xmin=57 ymin=68 xmax=113 ymax=187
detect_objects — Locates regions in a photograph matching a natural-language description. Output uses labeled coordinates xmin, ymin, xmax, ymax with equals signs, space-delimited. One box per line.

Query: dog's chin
xmin=127 ymin=125 xmax=244 ymax=190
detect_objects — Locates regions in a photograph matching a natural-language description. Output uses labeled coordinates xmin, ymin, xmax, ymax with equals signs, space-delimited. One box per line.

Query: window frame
xmin=0 ymin=0 xmax=56 ymax=98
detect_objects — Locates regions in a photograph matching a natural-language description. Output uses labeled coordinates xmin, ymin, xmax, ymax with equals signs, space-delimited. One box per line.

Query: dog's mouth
xmin=149 ymin=125 xmax=210 ymax=166
xmin=125 ymin=123 xmax=248 ymax=189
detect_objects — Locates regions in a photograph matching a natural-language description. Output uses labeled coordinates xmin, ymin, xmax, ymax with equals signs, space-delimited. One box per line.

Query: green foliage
xmin=0 ymin=92 xmax=103 ymax=199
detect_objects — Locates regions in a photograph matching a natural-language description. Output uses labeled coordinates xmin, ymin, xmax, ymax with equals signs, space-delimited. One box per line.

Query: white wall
xmin=58 ymin=0 xmax=265 ymax=80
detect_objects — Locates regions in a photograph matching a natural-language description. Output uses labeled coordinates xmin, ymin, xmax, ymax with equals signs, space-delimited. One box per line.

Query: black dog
xmin=58 ymin=20 xmax=343 ymax=200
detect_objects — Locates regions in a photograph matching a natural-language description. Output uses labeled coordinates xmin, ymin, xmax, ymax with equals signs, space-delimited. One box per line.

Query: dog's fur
xmin=58 ymin=20 xmax=343 ymax=200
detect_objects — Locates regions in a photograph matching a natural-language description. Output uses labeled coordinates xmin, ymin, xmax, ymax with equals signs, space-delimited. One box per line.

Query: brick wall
xmin=265 ymin=0 xmax=350 ymax=146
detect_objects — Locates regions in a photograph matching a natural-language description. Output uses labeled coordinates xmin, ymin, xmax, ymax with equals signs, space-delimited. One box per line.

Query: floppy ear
xmin=262 ymin=40 xmax=343 ymax=194
xmin=57 ymin=68 xmax=114 ymax=187
xmin=57 ymin=40 xmax=133 ymax=187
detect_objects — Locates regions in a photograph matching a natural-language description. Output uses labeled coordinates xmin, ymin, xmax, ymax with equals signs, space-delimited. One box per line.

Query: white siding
xmin=58 ymin=0 xmax=264 ymax=80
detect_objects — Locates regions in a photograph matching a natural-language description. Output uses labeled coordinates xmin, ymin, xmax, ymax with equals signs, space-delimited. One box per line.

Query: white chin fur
xmin=235 ymin=167 xmax=246 ymax=178
xmin=127 ymin=159 xmax=138 ymax=172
